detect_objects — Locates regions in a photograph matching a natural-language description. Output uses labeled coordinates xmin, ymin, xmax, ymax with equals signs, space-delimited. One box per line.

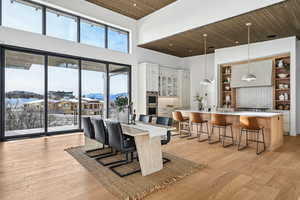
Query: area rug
xmin=65 ymin=146 xmax=206 ymax=200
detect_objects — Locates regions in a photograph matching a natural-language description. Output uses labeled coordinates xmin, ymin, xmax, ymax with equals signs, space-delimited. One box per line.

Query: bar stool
xmin=190 ymin=112 xmax=209 ymax=142
xmin=172 ymin=111 xmax=191 ymax=138
xmin=238 ymin=116 xmax=266 ymax=155
xmin=209 ymin=114 xmax=234 ymax=148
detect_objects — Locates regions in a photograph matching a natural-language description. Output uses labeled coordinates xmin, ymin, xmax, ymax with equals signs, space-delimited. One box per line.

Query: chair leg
xmin=209 ymin=126 xmax=220 ymax=144
xmin=238 ymin=129 xmax=248 ymax=151
xmin=199 ymin=122 xmax=209 ymax=142
xmin=187 ymin=122 xmax=198 ymax=140
xmin=256 ymin=129 xmax=266 ymax=155
xmin=109 ymin=152 xmax=141 ymax=177
xmin=222 ymin=126 xmax=234 ymax=148
xmin=96 ymin=150 xmax=129 ymax=166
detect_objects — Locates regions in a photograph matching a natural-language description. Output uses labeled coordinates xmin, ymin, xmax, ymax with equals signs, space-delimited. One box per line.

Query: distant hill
xmin=84 ymin=93 xmax=128 ymax=101
xmin=6 ymin=90 xmax=43 ymax=99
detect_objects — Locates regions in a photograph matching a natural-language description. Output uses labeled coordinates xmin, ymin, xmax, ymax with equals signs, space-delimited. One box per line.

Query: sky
xmin=3 ymin=0 xmax=129 ymax=96
xmin=5 ymin=64 xmax=128 ymax=96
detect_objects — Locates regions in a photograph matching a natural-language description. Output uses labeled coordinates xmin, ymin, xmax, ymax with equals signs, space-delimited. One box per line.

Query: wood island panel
xmin=181 ymin=111 xmax=284 ymax=151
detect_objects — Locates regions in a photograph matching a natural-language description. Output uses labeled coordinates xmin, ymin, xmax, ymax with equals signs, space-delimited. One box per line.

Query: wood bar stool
xmin=209 ymin=114 xmax=234 ymax=148
xmin=172 ymin=111 xmax=191 ymax=138
xmin=238 ymin=116 xmax=266 ymax=155
xmin=190 ymin=112 xmax=209 ymax=142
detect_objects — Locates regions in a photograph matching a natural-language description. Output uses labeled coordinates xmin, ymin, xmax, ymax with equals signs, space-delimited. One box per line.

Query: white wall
xmin=138 ymin=0 xmax=284 ymax=45
xmin=184 ymin=54 xmax=215 ymax=109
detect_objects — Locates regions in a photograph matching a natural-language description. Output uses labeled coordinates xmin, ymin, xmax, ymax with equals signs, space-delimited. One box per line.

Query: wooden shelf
xmin=275 ymin=88 xmax=289 ymax=91
xmin=276 ymin=78 xmax=290 ymax=81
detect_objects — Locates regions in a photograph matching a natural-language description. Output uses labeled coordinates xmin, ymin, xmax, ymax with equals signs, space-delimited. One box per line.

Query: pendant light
xmin=201 ymin=34 xmax=212 ymax=85
xmin=242 ymin=22 xmax=256 ymax=82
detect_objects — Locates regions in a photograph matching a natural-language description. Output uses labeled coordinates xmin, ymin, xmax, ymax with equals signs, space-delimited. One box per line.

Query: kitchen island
xmin=178 ymin=110 xmax=284 ymax=151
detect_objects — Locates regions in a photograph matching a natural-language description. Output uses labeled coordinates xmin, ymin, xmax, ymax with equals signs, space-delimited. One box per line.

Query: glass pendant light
xmin=201 ymin=34 xmax=212 ymax=85
xmin=242 ymin=22 xmax=256 ymax=82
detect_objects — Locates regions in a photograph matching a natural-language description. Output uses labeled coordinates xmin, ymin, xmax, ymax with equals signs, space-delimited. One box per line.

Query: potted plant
xmin=114 ymin=96 xmax=129 ymax=122
xmin=194 ymin=93 xmax=204 ymax=111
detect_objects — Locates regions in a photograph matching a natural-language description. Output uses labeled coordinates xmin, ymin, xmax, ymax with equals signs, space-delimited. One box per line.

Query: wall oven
xmin=146 ymin=91 xmax=158 ymax=116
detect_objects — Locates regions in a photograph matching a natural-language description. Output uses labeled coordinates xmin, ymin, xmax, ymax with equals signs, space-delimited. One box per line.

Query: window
xmin=4 ymin=50 xmax=45 ymax=137
xmin=2 ymin=0 xmax=42 ymax=33
xmin=46 ymin=9 xmax=77 ymax=41
xmin=48 ymin=56 xmax=79 ymax=132
xmin=80 ymin=19 xmax=105 ymax=48
xmin=81 ymin=60 xmax=106 ymax=121
xmin=108 ymin=64 xmax=130 ymax=122
xmin=108 ymin=27 xmax=129 ymax=53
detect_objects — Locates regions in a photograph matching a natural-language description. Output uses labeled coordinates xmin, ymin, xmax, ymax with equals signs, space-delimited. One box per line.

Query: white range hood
xmin=230 ymin=59 xmax=273 ymax=88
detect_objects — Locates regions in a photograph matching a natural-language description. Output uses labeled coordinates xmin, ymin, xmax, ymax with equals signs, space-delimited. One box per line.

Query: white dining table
xmin=121 ymin=122 xmax=175 ymax=176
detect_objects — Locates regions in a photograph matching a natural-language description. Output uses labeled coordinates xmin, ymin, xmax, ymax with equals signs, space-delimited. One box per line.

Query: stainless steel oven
xmin=146 ymin=91 xmax=158 ymax=116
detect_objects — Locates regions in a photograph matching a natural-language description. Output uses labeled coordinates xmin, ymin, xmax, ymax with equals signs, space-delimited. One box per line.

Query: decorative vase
xmin=198 ymin=102 xmax=203 ymax=111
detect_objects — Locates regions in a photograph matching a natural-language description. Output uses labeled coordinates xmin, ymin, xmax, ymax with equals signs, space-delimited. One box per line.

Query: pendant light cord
xmin=247 ymin=24 xmax=251 ymax=74
xmin=204 ymin=36 xmax=207 ymax=78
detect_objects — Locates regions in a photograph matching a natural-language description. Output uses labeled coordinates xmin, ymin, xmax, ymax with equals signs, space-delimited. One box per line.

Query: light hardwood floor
xmin=1 ymin=133 xmax=300 ymax=200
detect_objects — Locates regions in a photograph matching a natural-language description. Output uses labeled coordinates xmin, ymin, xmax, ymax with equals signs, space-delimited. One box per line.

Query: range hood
xmin=230 ymin=59 xmax=273 ymax=88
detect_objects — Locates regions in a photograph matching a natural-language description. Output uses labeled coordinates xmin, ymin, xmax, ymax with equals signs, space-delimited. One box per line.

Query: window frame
xmin=0 ymin=0 xmax=130 ymax=53
xmin=0 ymin=44 xmax=131 ymax=141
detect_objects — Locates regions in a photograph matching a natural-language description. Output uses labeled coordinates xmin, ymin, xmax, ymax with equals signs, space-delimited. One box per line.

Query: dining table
xmin=121 ymin=122 xmax=176 ymax=176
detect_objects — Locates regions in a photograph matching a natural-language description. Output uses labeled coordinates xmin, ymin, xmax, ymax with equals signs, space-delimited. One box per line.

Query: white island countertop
xmin=177 ymin=110 xmax=283 ymax=118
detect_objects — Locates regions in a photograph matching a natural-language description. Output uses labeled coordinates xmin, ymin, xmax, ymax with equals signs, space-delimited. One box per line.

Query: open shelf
xmin=273 ymin=55 xmax=290 ymax=110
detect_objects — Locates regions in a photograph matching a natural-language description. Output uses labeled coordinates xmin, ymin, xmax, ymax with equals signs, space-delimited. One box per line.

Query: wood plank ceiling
xmin=139 ymin=0 xmax=300 ymax=57
xmin=87 ymin=0 xmax=177 ymax=20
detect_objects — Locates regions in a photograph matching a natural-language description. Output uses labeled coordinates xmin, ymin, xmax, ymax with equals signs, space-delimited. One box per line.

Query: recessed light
xmin=169 ymin=43 xmax=173 ymax=47
xmin=235 ymin=41 xmax=239 ymax=44
xmin=267 ymin=34 xmax=277 ymax=39
xmin=133 ymin=3 xmax=137 ymax=7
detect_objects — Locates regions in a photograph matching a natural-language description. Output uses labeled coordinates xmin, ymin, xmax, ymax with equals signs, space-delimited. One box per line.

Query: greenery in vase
xmin=194 ymin=93 xmax=204 ymax=110
xmin=114 ymin=96 xmax=128 ymax=112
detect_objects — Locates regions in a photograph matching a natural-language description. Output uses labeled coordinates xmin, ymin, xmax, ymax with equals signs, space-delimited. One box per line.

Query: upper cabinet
xmin=139 ymin=62 xmax=159 ymax=92
xmin=159 ymin=67 xmax=178 ymax=97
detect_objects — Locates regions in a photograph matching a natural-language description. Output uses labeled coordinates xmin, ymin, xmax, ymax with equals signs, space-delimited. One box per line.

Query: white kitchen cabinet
xmin=178 ymin=70 xmax=190 ymax=108
xmin=139 ymin=62 xmax=159 ymax=92
xmin=159 ymin=67 xmax=178 ymax=97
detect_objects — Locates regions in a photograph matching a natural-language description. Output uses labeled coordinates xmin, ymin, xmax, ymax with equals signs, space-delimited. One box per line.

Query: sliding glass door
xmin=81 ymin=60 xmax=106 ymax=122
xmin=108 ymin=64 xmax=130 ymax=122
xmin=48 ymin=56 xmax=79 ymax=132
xmin=4 ymin=50 xmax=45 ymax=137
xmin=0 ymin=47 xmax=131 ymax=140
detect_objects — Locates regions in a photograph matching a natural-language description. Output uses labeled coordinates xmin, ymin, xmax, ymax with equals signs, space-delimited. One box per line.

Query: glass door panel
xmin=108 ymin=64 xmax=129 ymax=122
xmin=4 ymin=50 xmax=45 ymax=137
xmin=81 ymin=60 xmax=106 ymax=122
xmin=48 ymin=56 xmax=79 ymax=132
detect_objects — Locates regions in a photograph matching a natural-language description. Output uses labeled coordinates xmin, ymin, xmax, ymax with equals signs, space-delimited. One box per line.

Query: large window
xmin=0 ymin=47 xmax=130 ymax=139
xmin=4 ymin=50 xmax=44 ymax=137
xmin=80 ymin=19 xmax=105 ymax=48
xmin=48 ymin=56 xmax=79 ymax=132
xmin=46 ymin=9 xmax=77 ymax=42
xmin=108 ymin=27 xmax=129 ymax=53
xmin=1 ymin=1 xmax=130 ymax=53
xmin=2 ymin=0 xmax=42 ymax=33
xmin=81 ymin=61 xmax=106 ymax=125
xmin=109 ymin=64 xmax=129 ymax=122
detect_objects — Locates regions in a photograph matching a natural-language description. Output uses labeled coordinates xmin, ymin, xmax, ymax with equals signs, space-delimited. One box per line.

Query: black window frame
xmin=0 ymin=0 xmax=130 ymax=53
xmin=0 ymin=44 xmax=131 ymax=141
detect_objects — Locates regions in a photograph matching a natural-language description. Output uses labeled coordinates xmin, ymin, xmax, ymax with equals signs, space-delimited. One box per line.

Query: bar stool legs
xmin=238 ymin=128 xmax=266 ymax=155
xmin=194 ymin=122 xmax=209 ymax=142
xmin=209 ymin=125 xmax=234 ymax=148
xmin=208 ymin=126 xmax=220 ymax=144
xmin=221 ymin=125 xmax=234 ymax=148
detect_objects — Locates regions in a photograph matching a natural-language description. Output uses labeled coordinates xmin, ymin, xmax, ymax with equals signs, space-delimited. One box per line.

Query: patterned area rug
xmin=65 ymin=146 xmax=206 ymax=200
